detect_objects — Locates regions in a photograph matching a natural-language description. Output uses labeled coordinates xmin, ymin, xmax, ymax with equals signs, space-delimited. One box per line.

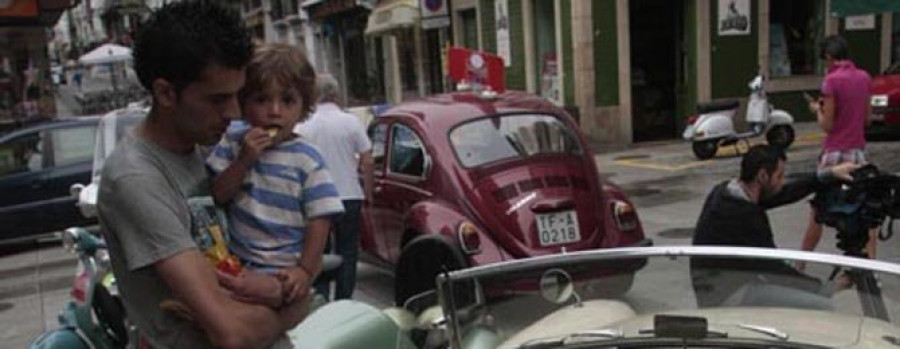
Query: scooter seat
xmin=697 ymin=99 xmax=740 ymax=114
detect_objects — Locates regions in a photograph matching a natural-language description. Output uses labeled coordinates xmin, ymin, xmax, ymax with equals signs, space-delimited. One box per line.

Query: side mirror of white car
xmin=70 ymin=183 xmax=85 ymax=198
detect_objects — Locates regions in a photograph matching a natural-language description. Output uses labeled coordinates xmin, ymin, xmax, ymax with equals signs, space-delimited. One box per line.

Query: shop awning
xmin=364 ymin=0 xmax=418 ymax=36
xmin=830 ymin=0 xmax=900 ymax=17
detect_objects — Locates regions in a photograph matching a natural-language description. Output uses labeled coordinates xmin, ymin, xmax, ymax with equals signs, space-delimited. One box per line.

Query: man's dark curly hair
xmin=133 ymin=0 xmax=253 ymax=94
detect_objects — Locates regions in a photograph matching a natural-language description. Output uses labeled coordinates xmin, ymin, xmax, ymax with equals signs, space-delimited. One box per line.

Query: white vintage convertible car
xmin=290 ymin=246 xmax=900 ymax=349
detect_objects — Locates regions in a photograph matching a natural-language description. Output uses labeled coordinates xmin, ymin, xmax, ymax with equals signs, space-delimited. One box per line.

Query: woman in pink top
xmin=799 ymin=35 xmax=874 ymax=270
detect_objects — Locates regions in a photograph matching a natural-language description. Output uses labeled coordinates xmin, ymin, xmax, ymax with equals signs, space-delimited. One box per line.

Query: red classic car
xmin=361 ymin=91 xmax=651 ymax=304
xmin=870 ymin=62 xmax=900 ymax=130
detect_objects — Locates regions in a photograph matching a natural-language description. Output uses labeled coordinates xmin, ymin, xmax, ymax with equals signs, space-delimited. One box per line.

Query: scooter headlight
xmin=871 ymin=95 xmax=888 ymax=107
xmin=62 ymin=228 xmax=82 ymax=253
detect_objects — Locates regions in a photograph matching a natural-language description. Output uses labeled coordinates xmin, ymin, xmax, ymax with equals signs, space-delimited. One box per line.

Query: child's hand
xmin=239 ymin=127 xmax=273 ymax=165
xmin=275 ymin=266 xmax=312 ymax=305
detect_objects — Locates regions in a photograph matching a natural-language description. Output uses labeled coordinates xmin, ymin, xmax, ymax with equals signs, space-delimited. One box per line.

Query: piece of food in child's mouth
xmin=266 ymin=126 xmax=280 ymax=138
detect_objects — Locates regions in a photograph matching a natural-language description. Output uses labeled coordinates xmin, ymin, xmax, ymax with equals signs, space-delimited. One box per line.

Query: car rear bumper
xmin=872 ymin=106 xmax=900 ymax=115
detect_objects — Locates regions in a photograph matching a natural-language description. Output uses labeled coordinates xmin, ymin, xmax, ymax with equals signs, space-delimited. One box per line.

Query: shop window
xmin=769 ymin=0 xmax=825 ymax=77
xmin=460 ymin=9 xmax=478 ymax=50
xmin=892 ymin=12 xmax=900 ymax=67
xmin=533 ymin=0 xmax=560 ymax=103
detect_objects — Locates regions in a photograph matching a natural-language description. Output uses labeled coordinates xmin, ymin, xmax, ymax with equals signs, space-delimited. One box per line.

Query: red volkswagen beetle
xmin=361 ymin=91 xmax=651 ymax=304
xmin=870 ymin=62 xmax=900 ymax=131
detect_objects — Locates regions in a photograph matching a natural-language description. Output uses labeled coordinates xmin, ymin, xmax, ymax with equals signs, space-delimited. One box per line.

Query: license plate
xmin=536 ymin=211 xmax=581 ymax=246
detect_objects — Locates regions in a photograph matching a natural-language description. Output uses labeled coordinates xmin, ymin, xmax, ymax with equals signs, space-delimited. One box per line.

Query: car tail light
xmin=687 ymin=115 xmax=699 ymax=125
xmin=457 ymin=221 xmax=483 ymax=255
xmin=611 ymin=200 xmax=638 ymax=232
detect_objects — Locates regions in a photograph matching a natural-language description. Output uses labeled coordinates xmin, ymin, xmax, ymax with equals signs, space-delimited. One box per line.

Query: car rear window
xmin=449 ymin=114 xmax=582 ymax=168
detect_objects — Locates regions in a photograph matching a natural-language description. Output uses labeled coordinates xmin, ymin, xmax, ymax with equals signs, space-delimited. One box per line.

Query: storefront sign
xmin=717 ymin=0 xmax=750 ymax=36
xmin=420 ymin=0 xmax=449 ymax=28
xmin=495 ymin=0 xmax=511 ymax=67
xmin=0 ymin=0 xmax=38 ymax=17
xmin=844 ymin=15 xmax=875 ymax=30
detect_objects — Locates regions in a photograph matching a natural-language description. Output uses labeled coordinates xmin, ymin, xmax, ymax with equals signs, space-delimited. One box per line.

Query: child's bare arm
xmin=212 ymin=127 xmax=272 ymax=205
xmin=276 ymin=218 xmax=331 ymax=303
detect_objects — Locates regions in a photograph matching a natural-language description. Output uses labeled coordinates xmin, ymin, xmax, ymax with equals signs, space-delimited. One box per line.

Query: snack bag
xmin=187 ymin=197 xmax=242 ymax=276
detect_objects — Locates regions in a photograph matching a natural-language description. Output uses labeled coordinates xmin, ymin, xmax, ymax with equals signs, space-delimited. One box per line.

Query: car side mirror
xmin=70 ymin=183 xmax=85 ymax=198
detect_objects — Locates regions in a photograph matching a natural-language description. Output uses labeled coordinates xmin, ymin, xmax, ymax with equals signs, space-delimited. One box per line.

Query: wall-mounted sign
xmin=495 ymin=0 xmax=511 ymax=67
xmin=717 ymin=0 xmax=750 ymax=36
xmin=844 ymin=14 xmax=875 ymax=31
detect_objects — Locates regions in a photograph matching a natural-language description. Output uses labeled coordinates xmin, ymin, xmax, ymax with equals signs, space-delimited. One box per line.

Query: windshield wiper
xmin=737 ymin=324 xmax=789 ymax=341
xmin=517 ymin=329 xmax=623 ymax=349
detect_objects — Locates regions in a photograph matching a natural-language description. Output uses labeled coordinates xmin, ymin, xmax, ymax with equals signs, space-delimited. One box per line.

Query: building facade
xmin=451 ymin=0 xmax=900 ymax=144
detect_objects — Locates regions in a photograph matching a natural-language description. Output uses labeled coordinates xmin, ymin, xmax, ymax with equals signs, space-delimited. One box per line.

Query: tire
xmin=766 ymin=125 xmax=795 ymax=149
xmin=692 ymin=140 xmax=718 ymax=160
xmin=394 ymin=236 xmax=468 ymax=306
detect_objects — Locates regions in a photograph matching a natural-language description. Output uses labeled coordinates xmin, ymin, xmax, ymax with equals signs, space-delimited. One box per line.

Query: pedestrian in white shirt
xmin=294 ymin=74 xmax=374 ymax=300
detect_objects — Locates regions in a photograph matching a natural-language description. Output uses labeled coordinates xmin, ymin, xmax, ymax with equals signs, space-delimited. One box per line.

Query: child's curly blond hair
xmin=240 ymin=43 xmax=317 ymax=122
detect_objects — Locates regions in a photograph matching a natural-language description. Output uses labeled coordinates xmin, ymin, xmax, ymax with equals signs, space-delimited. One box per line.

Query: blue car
xmin=0 ymin=116 xmax=100 ymax=243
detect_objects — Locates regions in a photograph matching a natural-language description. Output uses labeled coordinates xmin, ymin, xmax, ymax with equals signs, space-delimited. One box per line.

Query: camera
xmin=812 ymin=164 xmax=900 ymax=256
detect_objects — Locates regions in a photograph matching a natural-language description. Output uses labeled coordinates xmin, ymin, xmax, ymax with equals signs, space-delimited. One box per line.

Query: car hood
xmin=500 ymin=302 xmax=885 ymax=348
xmin=466 ymin=158 xmax=604 ymax=258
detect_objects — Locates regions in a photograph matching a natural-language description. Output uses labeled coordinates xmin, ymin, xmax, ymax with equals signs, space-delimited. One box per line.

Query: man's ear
xmin=151 ymin=78 xmax=177 ymax=108
xmin=756 ymin=170 xmax=769 ymax=185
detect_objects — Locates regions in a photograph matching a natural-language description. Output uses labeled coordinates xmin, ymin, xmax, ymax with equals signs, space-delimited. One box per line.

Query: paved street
xmin=1 ymin=121 xmax=898 ymax=346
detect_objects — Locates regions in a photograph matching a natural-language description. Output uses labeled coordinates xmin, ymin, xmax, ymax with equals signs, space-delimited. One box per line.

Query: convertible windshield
xmin=438 ymin=247 xmax=900 ymax=348
xmin=449 ymin=114 xmax=582 ymax=168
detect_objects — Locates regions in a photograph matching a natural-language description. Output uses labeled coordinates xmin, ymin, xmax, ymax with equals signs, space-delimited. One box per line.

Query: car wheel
xmin=394 ymin=236 xmax=468 ymax=306
xmin=766 ymin=125 xmax=794 ymax=149
xmin=692 ymin=140 xmax=718 ymax=160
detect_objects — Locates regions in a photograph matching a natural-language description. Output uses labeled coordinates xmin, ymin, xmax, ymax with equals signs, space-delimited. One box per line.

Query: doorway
xmin=629 ymin=0 xmax=684 ymax=142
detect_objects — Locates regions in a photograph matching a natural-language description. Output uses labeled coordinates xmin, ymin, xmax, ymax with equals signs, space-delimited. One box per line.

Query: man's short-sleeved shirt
xmin=98 ymin=132 xmax=214 ymax=348
xmin=821 ymin=60 xmax=871 ymax=152
xmin=294 ymin=103 xmax=372 ymax=200
xmin=206 ymin=121 xmax=344 ymax=270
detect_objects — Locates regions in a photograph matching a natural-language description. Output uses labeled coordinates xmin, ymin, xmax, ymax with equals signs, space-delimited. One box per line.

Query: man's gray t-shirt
xmin=98 ymin=133 xmax=214 ymax=347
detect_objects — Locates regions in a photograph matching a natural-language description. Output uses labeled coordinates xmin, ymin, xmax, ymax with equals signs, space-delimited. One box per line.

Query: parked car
xmin=870 ymin=62 xmax=900 ymax=134
xmin=362 ymin=91 xmax=650 ymax=305
xmin=290 ymin=246 xmax=900 ymax=349
xmin=0 ymin=116 xmax=100 ymax=243
xmin=70 ymin=107 xmax=146 ymax=219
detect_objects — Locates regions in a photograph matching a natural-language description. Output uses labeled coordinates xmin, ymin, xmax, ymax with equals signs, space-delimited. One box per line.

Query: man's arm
xmin=761 ymin=163 xmax=858 ymax=209
xmin=155 ymin=250 xmax=305 ymax=349
xmin=817 ymin=96 xmax=835 ymax=133
xmin=358 ymin=150 xmax=374 ymax=200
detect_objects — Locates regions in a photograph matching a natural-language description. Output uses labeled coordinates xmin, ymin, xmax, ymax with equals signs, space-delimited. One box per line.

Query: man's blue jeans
xmin=314 ymin=199 xmax=361 ymax=300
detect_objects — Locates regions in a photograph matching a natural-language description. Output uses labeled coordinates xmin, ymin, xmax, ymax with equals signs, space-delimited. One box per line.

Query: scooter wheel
xmin=692 ymin=140 xmax=718 ymax=160
xmin=766 ymin=125 xmax=795 ymax=149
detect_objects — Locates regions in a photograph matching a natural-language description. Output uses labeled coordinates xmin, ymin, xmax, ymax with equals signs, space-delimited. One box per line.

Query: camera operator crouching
xmin=689 ymin=144 xmax=859 ymax=308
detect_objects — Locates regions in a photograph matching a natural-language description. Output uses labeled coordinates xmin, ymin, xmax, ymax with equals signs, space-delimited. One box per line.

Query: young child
xmin=206 ymin=43 xmax=344 ymax=307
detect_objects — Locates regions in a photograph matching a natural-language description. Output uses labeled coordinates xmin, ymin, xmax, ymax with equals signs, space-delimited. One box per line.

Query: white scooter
xmin=682 ymin=75 xmax=795 ymax=159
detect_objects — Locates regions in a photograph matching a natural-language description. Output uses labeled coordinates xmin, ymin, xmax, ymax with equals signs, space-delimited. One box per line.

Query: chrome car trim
xmin=737 ymin=324 xmax=789 ymax=341
xmin=440 ymin=246 xmax=900 ymax=281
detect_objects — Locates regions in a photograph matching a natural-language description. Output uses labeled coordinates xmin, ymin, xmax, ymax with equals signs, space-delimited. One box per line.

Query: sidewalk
xmin=590 ymin=122 xmax=826 ymax=188
xmin=54 ymin=70 xmax=141 ymax=117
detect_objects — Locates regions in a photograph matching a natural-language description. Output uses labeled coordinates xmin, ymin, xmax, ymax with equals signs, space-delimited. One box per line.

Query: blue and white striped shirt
xmin=206 ymin=121 xmax=344 ymax=270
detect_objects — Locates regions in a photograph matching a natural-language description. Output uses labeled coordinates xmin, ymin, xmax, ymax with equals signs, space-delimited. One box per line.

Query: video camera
xmin=812 ymin=164 xmax=900 ymax=256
